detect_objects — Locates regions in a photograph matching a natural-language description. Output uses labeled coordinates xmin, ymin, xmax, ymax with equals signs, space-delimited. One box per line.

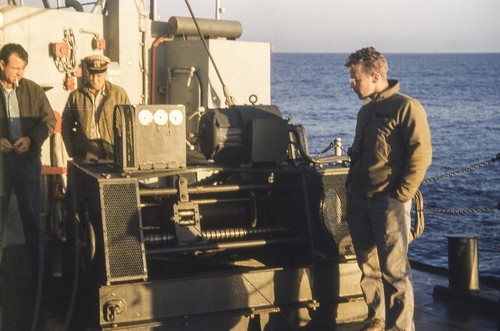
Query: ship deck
xmin=1 ymin=198 xmax=499 ymax=331
xmin=329 ymin=263 xmax=500 ymax=331
xmin=392 ymin=264 xmax=498 ymax=331
xmin=1 ymin=246 xmax=498 ymax=331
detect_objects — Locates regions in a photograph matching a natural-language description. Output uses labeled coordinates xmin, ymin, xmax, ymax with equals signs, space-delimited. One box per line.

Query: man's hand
xmin=13 ymin=136 xmax=31 ymax=154
xmin=0 ymin=138 xmax=14 ymax=153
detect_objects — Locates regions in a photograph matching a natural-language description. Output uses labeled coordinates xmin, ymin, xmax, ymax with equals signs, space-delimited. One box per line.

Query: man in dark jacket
xmin=0 ymin=43 xmax=56 ymax=276
xmin=62 ymin=54 xmax=130 ymax=161
xmin=345 ymin=47 xmax=432 ymax=331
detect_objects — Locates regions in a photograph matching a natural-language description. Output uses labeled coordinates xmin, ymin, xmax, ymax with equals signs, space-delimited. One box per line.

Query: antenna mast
xmin=215 ymin=0 xmax=224 ymax=20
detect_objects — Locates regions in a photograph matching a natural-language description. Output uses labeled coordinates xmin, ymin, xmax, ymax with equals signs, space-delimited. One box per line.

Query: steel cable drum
xmin=198 ymin=105 xmax=289 ymax=166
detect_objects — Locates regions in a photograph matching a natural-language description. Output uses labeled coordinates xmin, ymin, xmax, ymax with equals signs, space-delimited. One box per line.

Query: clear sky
xmin=155 ymin=0 xmax=500 ymax=53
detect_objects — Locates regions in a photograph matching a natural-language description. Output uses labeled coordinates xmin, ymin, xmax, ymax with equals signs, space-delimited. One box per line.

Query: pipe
xmin=139 ymin=183 xmax=284 ymax=197
xmin=150 ymin=36 xmax=170 ymax=104
xmin=65 ymin=0 xmax=84 ymax=12
xmin=150 ymin=0 xmax=157 ymax=20
xmin=167 ymin=16 xmax=242 ymax=40
xmin=138 ymin=1 xmax=148 ymax=104
xmin=141 ymin=30 xmax=148 ymax=104
xmin=146 ymin=237 xmax=300 ymax=255
xmin=215 ymin=0 xmax=220 ymax=20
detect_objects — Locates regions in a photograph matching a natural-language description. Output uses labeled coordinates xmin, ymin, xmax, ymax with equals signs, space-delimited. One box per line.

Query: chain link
xmin=419 ymin=154 xmax=500 ymax=215
xmin=421 ymin=204 xmax=499 ymax=215
xmin=423 ymin=153 xmax=499 ymax=183
xmin=422 ymin=153 xmax=500 ymax=183
xmin=321 ymin=140 xmax=499 ymax=216
xmin=314 ymin=139 xmax=349 ymax=160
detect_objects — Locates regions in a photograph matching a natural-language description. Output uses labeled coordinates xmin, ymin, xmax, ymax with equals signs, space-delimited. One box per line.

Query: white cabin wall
xmin=0 ymin=5 xmax=103 ymax=164
xmin=104 ymin=0 xmax=145 ymax=105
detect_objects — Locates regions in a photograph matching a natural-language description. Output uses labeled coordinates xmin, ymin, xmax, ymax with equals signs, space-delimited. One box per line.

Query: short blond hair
xmin=345 ymin=46 xmax=388 ymax=79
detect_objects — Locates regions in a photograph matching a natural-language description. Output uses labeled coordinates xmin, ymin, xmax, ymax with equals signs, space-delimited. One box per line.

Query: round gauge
xmin=153 ymin=109 xmax=168 ymax=125
xmin=169 ymin=108 xmax=184 ymax=126
xmin=137 ymin=109 xmax=153 ymax=126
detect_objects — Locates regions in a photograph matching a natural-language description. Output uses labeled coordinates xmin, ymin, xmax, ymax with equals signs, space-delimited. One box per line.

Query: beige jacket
xmin=62 ymin=80 xmax=129 ymax=160
xmin=347 ymin=80 xmax=432 ymax=202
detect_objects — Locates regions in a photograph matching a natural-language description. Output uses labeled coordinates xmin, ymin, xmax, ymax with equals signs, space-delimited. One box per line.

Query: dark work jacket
xmin=0 ymin=77 xmax=56 ymax=160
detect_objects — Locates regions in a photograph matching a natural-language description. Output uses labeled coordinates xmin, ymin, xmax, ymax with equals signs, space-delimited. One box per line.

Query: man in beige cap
xmin=62 ymin=54 xmax=130 ymax=161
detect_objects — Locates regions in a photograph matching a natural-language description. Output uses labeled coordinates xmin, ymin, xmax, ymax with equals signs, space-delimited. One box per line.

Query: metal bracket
xmin=103 ymin=299 xmax=126 ymax=322
xmin=173 ymin=177 xmax=201 ymax=243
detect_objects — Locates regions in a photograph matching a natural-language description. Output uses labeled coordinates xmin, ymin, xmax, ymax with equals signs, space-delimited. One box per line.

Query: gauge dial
xmin=153 ymin=109 xmax=168 ymax=125
xmin=169 ymin=108 xmax=184 ymax=126
xmin=137 ymin=109 xmax=153 ymax=126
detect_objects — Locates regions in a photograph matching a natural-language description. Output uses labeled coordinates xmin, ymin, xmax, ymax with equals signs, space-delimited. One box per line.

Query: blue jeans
xmin=2 ymin=153 xmax=46 ymax=277
xmin=347 ymin=193 xmax=414 ymax=331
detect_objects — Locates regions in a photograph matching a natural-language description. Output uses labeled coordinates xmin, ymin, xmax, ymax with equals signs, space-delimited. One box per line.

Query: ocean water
xmin=271 ymin=53 xmax=500 ymax=280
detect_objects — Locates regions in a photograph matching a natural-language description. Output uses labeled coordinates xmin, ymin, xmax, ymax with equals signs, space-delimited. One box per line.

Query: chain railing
xmin=421 ymin=153 xmax=499 ymax=214
xmin=315 ymin=137 xmax=499 ymax=216
xmin=422 ymin=204 xmax=500 ymax=214
xmin=423 ymin=153 xmax=500 ymax=183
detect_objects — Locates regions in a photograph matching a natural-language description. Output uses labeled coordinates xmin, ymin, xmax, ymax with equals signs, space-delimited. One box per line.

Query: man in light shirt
xmin=0 ymin=43 xmax=56 ymax=277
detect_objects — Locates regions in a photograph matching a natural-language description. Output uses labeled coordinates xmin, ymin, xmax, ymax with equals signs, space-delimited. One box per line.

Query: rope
xmin=411 ymin=189 xmax=425 ymax=240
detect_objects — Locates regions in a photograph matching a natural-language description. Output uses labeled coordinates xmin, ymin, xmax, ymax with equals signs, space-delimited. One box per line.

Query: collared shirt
xmin=1 ymin=85 xmax=23 ymax=141
xmin=89 ymin=88 xmax=105 ymax=139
